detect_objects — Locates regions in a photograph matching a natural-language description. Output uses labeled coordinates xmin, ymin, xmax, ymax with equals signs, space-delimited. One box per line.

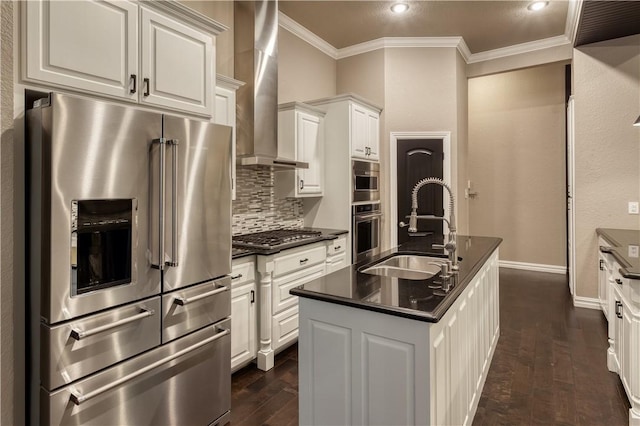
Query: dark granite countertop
xmin=231 ymin=228 xmax=348 ymax=258
xmin=596 ymin=228 xmax=640 ymax=280
xmin=290 ymin=234 xmax=502 ymax=323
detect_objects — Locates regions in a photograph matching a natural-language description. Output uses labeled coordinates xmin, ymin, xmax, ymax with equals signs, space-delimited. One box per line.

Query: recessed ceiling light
xmin=527 ymin=1 xmax=549 ymax=11
xmin=391 ymin=2 xmax=409 ymax=14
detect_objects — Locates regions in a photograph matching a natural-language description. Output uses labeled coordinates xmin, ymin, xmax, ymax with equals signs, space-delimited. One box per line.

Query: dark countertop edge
xmin=232 ymin=228 xmax=348 ymax=257
xmin=232 ymin=251 xmax=256 ymax=260
xmin=596 ymin=228 xmax=640 ymax=280
xmin=291 ymin=236 xmax=503 ymax=323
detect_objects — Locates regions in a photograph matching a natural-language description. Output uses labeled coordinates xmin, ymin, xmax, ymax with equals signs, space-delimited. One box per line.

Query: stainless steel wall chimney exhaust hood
xmin=234 ymin=0 xmax=308 ymax=170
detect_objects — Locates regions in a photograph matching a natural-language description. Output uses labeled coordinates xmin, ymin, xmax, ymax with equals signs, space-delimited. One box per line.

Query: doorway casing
xmin=390 ymin=131 xmax=452 ymax=248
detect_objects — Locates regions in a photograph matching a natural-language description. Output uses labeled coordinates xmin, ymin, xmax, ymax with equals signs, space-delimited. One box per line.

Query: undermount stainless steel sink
xmin=360 ymin=254 xmax=448 ymax=280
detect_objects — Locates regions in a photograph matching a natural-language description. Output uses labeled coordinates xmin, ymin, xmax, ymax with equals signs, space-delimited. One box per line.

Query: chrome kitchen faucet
xmin=399 ymin=177 xmax=459 ymax=271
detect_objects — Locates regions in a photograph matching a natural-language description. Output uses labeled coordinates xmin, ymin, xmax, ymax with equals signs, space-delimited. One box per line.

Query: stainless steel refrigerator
xmin=27 ymin=92 xmax=232 ymax=425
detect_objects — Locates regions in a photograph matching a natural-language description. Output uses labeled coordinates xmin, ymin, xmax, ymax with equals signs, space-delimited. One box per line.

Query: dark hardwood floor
xmin=231 ymin=268 xmax=631 ymax=425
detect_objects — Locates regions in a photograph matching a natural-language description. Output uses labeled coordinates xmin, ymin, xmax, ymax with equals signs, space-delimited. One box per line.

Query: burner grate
xmin=232 ymin=229 xmax=322 ymax=249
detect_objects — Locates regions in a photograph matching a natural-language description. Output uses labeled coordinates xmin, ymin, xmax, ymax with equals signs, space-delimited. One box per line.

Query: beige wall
xmin=180 ymin=0 xmax=235 ymax=77
xmin=380 ymin=47 xmax=465 ymax=249
xmin=468 ymin=63 xmax=567 ymax=267
xmin=278 ymin=28 xmax=337 ymax=103
xmin=1 ymin=1 xmax=18 ymax=423
xmin=573 ymin=35 xmax=640 ymax=299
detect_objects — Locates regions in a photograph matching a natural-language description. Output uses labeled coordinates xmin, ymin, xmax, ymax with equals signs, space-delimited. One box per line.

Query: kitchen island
xmin=291 ymin=235 xmax=502 ymax=426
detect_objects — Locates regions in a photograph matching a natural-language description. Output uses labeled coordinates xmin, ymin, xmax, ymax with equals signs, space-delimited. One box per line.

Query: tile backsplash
xmin=232 ymin=167 xmax=304 ymax=235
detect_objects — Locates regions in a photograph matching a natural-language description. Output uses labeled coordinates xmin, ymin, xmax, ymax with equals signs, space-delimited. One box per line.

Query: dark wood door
xmin=397 ymin=139 xmax=444 ymax=245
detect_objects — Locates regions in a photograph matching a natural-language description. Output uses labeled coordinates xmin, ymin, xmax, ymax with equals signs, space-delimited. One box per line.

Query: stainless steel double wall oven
xmin=27 ymin=92 xmax=232 ymax=425
xmin=352 ymin=160 xmax=382 ymax=263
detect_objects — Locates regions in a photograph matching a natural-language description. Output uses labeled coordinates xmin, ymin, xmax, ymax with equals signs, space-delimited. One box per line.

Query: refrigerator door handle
xmin=166 ymin=139 xmax=179 ymax=268
xmin=151 ymin=138 xmax=166 ymax=270
xmin=70 ymin=308 xmax=155 ymax=340
xmin=69 ymin=325 xmax=230 ymax=405
xmin=173 ymin=283 xmax=228 ymax=306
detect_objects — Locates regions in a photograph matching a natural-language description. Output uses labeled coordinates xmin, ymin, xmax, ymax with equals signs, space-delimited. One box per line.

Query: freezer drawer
xmin=162 ymin=276 xmax=231 ymax=344
xmin=41 ymin=297 xmax=161 ymax=390
xmin=41 ymin=319 xmax=231 ymax=426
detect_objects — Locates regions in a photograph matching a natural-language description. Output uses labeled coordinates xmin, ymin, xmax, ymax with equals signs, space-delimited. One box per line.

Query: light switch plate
xmin=629 ymin=245 xmax=639 ymax=258
xmin=629 ymin=201 xmax=639 ymax=215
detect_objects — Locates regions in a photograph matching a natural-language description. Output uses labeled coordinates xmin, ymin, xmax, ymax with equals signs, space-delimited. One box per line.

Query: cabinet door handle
xmin=300 ymin=258 xmax=309 ymax=264
xmin=300 ymin=179 xmax=304 ymax=190
xmin=143 ymin=78 xmax=150 ymax=96
xmin=130 ymin=74 xmax=137 ymax=94
xmin=616 ymin=301 xmax=623 ymax=319
xmin=231 ymin=273 xmax=243 ymax=280
xmin=599 ymin=259 xmax=604 ymax=271
xmin=250 ymin=290 xmax=255 ymax=304
xmin=615 ymin=278 xmax=623 ymax=285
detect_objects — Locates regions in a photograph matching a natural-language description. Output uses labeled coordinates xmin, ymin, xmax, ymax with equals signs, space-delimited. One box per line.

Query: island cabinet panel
xmin=299 ymin=249 xmax=500 ymax=426
xmin=303 ymin=321 xmax=352 ymax=425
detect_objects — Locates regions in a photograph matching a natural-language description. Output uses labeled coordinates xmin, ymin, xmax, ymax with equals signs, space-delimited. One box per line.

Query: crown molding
xmin=466 ymin=34 xmax=572 ymax=64
xmin=279 ymin=6 xmax=578 ymax=65
xmin=278 ymin=12 xmax=338 ymax=59
xmin=337 ymin=37 xmax=472 ymax=61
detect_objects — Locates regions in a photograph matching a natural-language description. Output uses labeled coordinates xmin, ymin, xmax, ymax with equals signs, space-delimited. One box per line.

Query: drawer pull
xmin=300 ymin=258 xmax=309 ymax=264
xmin=334 ymin=245 xmax=341 ymax=250
xmin=599 ymin=259 xmax=604 ymax=271
xmin=69 ymin=326 xmax=230 ymax=405
xmin=616 ymin=301 xmax=623 ymax=319
xmin=174 ymin=284 xmax=227 ymax=306
xmin=70 ymin=308 xmax=154 ymax=340
xmin=615 ymin=278 xmax=623 ymax=285
xmin=231 ymin=273 xmax=243 ymax=280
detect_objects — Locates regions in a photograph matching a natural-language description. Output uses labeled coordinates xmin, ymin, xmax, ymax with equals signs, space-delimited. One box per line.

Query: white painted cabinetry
xmin=255 ymin=242 xmax=326 ymax=371
xmin=298 ymin=249 xmax=500 ymax=426
xmin=23 ymin=0 xmax=226 ymax=117
xmin=609 ymin=274 xmax=640 ymax=425
xmin=350 ymin=102 xmax=380 ymax=161
xmin=276 ymin=102 xmax=325 ymax=198
xmin=599 ymin=238 xmax=614 ymax=320
xmin=231 ymin=256 xmax=257 ymax=372
xmin=214 ymin=75 xmax=244 ymax=200
xmin=325 ymin=235 xmax=348 ymax=274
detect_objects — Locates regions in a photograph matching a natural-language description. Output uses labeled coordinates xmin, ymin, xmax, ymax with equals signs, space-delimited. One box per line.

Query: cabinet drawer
xmin=231 ymin=257 xmax=256 ymax=288
xmin=162 ymin=276 xmax=231 ymax=344
xmin=41 ymin=297 xmax=161 ymax=390
xmin=273 ymin=263 xmax=325 ymax=314
xmin=327 ymin=236 xmax=347 ymax=256
xmin=273 ymin=243 xmax=326 ymax=277
xmin=272 ymin=305 xmax=299 ymax=350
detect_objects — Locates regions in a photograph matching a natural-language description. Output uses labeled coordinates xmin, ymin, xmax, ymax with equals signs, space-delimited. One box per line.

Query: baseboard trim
xmin=499 ymin=260 xmax=567 ymax=275
xmin=573 ymin=296 xmax=601 ymax=310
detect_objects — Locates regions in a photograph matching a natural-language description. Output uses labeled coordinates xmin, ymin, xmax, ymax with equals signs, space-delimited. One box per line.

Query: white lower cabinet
xmin=609 ymin=277 xmax=640 ymax=425
xmin=326 ymin=235 xmax=348 ymax=274
xmin=298 ymin=249 xmax=500 ymax=425
xmin=255 ymin=242 xmax=327 ymax=371
xmin=230 ymin=256 xmax=257 ymax=372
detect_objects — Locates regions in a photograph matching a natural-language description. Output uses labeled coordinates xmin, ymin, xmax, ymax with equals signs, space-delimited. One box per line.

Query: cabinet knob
xmin=615 ymin=278 xmax=623 ymax=285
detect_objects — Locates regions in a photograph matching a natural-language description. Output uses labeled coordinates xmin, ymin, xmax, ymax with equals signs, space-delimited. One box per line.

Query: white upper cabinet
xmin=140 ymin=7 xmax=212 ymax=116
xmin=276 ymin=102 xmax=325 ymax=198
xmin=350 ymin=102 xmax=380 ymax=161
xmin=214 ymin=75 xmax=244 ymax=200
xmin=24 ymin=0 xmax=139 ymax=100
xmin=23 ymin=0 xmax=227 ymax=118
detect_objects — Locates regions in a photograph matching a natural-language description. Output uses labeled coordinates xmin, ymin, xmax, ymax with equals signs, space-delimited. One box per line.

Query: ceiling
xmin=279 ymin=0 xmax=640 ymax=57
xmin=278 ymin=1 xmax=571 ymax=54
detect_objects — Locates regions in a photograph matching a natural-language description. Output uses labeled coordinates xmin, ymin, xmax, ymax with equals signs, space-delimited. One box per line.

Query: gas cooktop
xmin=232 ymin=229 xmax=323 ymax=251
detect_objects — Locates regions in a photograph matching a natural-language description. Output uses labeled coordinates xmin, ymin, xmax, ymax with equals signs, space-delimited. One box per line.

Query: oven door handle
xmin=69 ymin=326 xmax=230 ymax=405
xmin=70 ymin=308 xmax=155 ymax=340
xmin=354 ymin=212 xmax=383 ymax=221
